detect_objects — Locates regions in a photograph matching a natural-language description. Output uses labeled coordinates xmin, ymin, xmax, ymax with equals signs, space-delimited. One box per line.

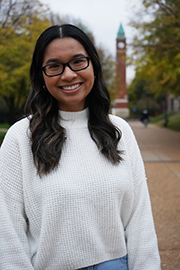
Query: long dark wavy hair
xmin=25 ymin=24 xmax=123 ymax=176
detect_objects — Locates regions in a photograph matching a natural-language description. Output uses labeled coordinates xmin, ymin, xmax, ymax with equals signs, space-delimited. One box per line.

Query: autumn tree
xmin=129 ymin=0 xmax=180 ymax=98
xmin=128 ymin=74 xmax=161 ymax=117
xmin=96 ymin=46 xmax=117 ymax=102
xmin=0 ymin=0 xmax=50 ymax=123
xmin=0 ymin=0 xmax=49 ymax=29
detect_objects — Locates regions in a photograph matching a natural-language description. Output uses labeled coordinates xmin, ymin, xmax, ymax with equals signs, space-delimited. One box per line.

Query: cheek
xmin=87 ymin=68 xmax=95 ymax=88
xmin=43 ymin=75 xmax=49 ymax=87
xmin=43 ymin=76 xmax=57 ymax=89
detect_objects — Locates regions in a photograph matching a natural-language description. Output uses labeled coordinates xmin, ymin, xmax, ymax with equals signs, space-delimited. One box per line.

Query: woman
xmin=0 ymin=24 xmax=161 ymax=269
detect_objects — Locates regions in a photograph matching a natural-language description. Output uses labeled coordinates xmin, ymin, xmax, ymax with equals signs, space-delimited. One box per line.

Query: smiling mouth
xmin=61 ymin=83 xmax=81 ymax=91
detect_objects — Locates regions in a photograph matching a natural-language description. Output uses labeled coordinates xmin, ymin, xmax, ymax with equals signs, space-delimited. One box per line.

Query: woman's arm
xmin=0 ymin=128 xmax=34 ymax=269
xmin=123 ymin=122 xmax=161 ymax=270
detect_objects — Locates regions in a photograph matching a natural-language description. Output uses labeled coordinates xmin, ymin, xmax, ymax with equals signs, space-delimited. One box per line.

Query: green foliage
xmin=0 ymin=123 xmax=9 ymax=147
xmin=128 ymin=75 xmax=161 ymax=117
xmin=150 ymin=111 xmax=174 ymax=123
xmin=0 ymin=99 xmax=10 ymax=122
xmin=96 ymin=46 xmax=117 ymax=101
xmin=0 ymin=128 xmax=7 ymax=146
xmin=0 ymin=0 xmax=51 ymax=123
xmin=167 ymin=113 xmax=180 ymax=131
xmin=150 ymin=112 xmax=180 ymax=131
xmin=0 ymin=123 xmax=10 ymax=129
xmin=0 ymin=134 xmax=5 ymax=146
xmin=129 ymin=0 xmax=180 ymax=97
xmin=0 ymin=17 xmax=50 ymax=123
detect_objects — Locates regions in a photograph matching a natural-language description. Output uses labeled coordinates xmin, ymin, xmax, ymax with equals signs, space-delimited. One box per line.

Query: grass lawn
xmin=150 ymin=112 xmax=180 ymax=132
xmin=0 ymin=123 xmax=10 ymax=129
xmin=167 ymin=113 xmax=180 ymax=131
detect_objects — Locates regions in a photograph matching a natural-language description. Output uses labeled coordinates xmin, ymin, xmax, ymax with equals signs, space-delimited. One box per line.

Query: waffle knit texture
xmin=0 ymin=108 xmax=161 ymax=270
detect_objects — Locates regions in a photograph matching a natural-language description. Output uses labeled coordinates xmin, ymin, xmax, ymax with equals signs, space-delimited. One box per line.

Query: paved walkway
xmin=0 ymin=128 xmax=8 ymax=133
xmin=128 ymin=121 xmax=180 ymax=270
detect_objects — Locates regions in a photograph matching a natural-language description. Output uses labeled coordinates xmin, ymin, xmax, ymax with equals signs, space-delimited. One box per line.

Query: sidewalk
xmin=0 ymin=128 xmax=8 ymax=132
xmin=128 ymin=121 xmax=180 ymax=270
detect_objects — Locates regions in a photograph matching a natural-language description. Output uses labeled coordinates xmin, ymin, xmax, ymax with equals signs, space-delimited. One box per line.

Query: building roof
xmin=117 ymin=23 xmax=125 ymax=38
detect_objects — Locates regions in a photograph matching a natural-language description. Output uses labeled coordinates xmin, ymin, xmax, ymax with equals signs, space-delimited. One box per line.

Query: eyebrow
xmin=45 ymin=53 xmax=87 ymax=65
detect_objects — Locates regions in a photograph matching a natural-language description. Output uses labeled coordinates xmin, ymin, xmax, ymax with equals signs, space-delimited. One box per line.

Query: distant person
xmin=140 ymin=109 xmax=149 ymax=127
xmin=0 ymin=24 xmax=161 ymax=269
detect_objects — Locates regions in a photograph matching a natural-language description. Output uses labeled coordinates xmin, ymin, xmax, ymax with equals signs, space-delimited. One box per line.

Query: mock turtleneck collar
xmin=59 ymin=108 xmax=89 ymax=129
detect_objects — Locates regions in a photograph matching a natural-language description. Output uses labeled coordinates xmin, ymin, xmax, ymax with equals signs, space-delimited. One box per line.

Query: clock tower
xmin=114 ymin=23 xmax=129 ymax=118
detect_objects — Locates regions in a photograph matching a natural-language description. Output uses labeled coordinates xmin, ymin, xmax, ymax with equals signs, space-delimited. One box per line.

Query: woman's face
xmin=42 ymin=37 xmax=95 ymax=111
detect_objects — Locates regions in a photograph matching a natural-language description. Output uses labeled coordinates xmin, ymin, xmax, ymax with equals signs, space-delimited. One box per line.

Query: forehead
xmin=43 ymin=37 xmax=87 ymax=63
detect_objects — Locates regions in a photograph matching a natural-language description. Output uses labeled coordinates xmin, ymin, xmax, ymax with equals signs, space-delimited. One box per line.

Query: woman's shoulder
xmin=109 ymin=114 xmax=136 ymax=145
xmin=109 ymin=114 xmax=132 ymax=132
xmin=9 ymin=117 xmax=29 ymax=132
xmin=0 ymin=118 xmax=30 ymax=162
xmin=3 ymin=117 xmax=30 ymax=143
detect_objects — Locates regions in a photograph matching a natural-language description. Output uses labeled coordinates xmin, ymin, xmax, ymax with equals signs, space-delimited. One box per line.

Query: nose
xmin=60 ymin=66 xmax=77 ymax=80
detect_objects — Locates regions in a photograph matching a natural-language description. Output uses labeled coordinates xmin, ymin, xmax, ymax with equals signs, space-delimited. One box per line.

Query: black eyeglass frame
xmin=41 ymin=56 xmax=91 ymax=77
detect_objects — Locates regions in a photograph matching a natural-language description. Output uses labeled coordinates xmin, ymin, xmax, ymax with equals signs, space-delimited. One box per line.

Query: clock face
xmin=118 ymin=41 xmax=125 ymax=49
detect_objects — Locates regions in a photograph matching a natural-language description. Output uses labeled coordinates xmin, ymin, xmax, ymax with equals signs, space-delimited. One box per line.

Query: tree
xmin=128 ymin=72 xmax=161 ymax=118
xmin=0 ymin=0 xmax=50 ymax=123
xmin=0 ymin=0 xmax=47 ymax=29
xmin=129 ymin=0 xmax=180 ymax=98
xmin=96 ymin=45 xmax=117 ymax=102
xmin=131 ymin=81 xmax=161 ymax=117
xmin=0 ymin=17 xmax=50 ymax=123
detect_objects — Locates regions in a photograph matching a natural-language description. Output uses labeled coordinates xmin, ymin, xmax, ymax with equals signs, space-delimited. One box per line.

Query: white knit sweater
xmin=0 ymin=109 xmax=161 ymax=270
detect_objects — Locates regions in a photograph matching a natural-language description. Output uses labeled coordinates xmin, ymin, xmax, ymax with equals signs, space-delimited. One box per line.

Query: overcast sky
xmin=41 ymin=0 xmax=142 ymax=82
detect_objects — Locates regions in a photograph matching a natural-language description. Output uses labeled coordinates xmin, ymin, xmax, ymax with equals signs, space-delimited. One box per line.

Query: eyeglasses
xmin=42 ymin=56 xmax=91 ymax=77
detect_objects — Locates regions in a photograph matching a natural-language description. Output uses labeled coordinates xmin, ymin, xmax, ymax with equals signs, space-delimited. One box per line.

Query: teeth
xmin=62 ymin=84 xmax=80 ymax=91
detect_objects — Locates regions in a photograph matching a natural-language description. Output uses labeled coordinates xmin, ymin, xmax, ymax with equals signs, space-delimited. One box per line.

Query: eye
xmin=48 ymin=63 xmax=60 ymax=69
xmin=72 ymin=58 xmax=86 ymax=65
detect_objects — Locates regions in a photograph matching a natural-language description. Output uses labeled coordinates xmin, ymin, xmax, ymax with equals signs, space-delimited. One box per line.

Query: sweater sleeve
xmin=122 ymin=122 xmax=161 ymax=269
xmin=0 ymin=128 xmax=34 ymax=269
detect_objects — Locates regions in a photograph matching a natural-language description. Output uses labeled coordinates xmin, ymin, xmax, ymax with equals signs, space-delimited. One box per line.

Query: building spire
xmin=117 ymin=23 xmax=125 ymax=38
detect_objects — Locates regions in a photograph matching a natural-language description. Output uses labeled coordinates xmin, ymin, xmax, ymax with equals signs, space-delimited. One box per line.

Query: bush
xmin=150 ymin=111 xmax=175 ymax=123
xmin=150 ymin=112 xmax=180 ymax=131
xmin=0 ymin=132 xmax=5 ymax=146
xmin=167 ymin=113 xmax=180 ymax=132
xmin=0 ymin=124 xmax=9 ymax=146
xmin=0 ymin=101 xmax=11 ymax=124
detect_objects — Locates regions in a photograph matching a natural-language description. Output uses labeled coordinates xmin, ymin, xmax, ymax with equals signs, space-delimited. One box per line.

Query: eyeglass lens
xmin=44 ymin=57 xmax=89 ymax=76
